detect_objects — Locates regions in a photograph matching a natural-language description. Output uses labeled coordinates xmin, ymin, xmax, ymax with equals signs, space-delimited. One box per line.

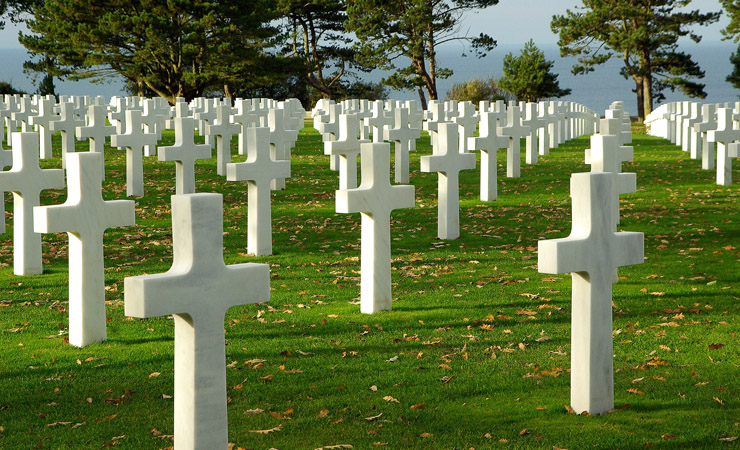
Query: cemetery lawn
xmin=1 ymin=123 xmax=739 ymax=450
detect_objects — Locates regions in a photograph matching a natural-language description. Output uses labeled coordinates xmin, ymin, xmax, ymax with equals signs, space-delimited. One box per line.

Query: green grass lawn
xmin=1 ymin=121 xmax=739 ymax=449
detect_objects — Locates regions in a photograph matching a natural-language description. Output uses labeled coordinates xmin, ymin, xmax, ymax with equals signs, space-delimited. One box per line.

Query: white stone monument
xmin=226 ymin=127 xmax=290 ymax=256
xmin=0 ymin=131 xmax=11 ymax=234
xmin=383 ymin=107 xmax=421 ymax=184
xmin=497 ymin=105 xmax=529 ymax=178
xmin=468 ymin=110 xmax=507 ymax=202
xmin=336 ymin=142 xmax=414 ymax=313
xmin=267 ymin=107 xmax=298 ymax=190
xmin=0 ymin=132 xmax=65 ymax=275
xmin=34 ymin=152 xmax=135 ymax=347
xmin=538 ymin=172 xmax=643 ymax=415
xmin=707 ymin=107 xmax=740 ymax=186
xmin=50 ymin=102 xmax=84 ymax=168
xmin=111 ymin=109 xmax=158 ymax=197
xmin=29 ymin=96 xmax=58 ymax=159
xmin=158 ymin=117 xmax=212 ymax=195
xmin=325 ymin=113 xmax=369 ymax=190
xmin=420 ymin=123 xmax=476 ymax=240
xmin=125 ymin=193 xmax=270 ymax=450
xmin=694 ymin=104 xmax=717 ymax=170
xmin=206 ymin=103 xmax=240 ymax=176
xmin=76 ymin=104 xmax=115 ymax=179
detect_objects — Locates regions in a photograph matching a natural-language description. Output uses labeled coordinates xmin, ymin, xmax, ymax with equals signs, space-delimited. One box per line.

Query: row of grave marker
xmin=2 ymin=95 xmax=640 ymax=448
xmin=645 ymin=100 xmax=740 ymax=185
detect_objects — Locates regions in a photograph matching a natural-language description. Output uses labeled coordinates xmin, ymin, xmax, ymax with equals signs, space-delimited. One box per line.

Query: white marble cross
xmin=522 ymin=102 xmax=547 ymax=164
xmin=233 ymin=99 xmax=264 ymax=155
xmin=538 ymin=172 xmax=643 ymax=416
xmin=497 ymin=105 xmax=529 ymax=178
xmin=141 ymin=98 xmax=168 ymax=157
xmin=111 ymin=109 xmax=158 ymax=197
xmin=423 ymin=101 xmax=446 ymax=149
xmin=206 ymin=103 xmax=240 ymax=176
xmin=267 ymin=107 xmax=298 ymax=190
xmin=694 ymin=104 xmax=717 ymax=170
xmin=708 ymin=107 xmax=740 ymax=186
xmin=336 ymin=142 xmax=414 ymax=313
xmin=107 ymin=97 xmax=128 ymax=134
xmin=468 ymin=110 xmax=507 ymax=202
xmin=76 ymin=104 xmax=115 ymax=179
xmin=124 ymin=193 xmax=270 ymax=450
xmin=226 ymin=127 xmax=290 ymax=256
xmin=34 ymin=152 xmax=135 ymax=347
xmin=452 ymin=101 xmax=479 ymax=153
xmin=384 ymin=107 xmax=421 ymax=183
xmin=365 ymin=100 xmax=393 ymax=143
xmin=194 ymin=99 xmax=217 ymax=146
xmin=29 ymin=96 xmax=59 ymax=159
xmin=586 ymin=131 xmax=636 ymax=227
xmin=536 ymin=101 xmax=552 ymax=156
xmin=681 ymin=102 xmax=701 ymax=158
xmin=158 ymin=117 xmax=212 ymax=195
xmin=0 ymin=131 xmax=11 ymax=234
xmin=50 ymin=102 xmax=84 ymax=168
xmin=421 ymin=122 xmax=476 ymax=240
xmin=0 ymin=132 xmax=65 ymax=275
xmin=325 ymin=113 xmax=368 ymax=190
xmin=590 ymin=118 xmax=633 ymax=172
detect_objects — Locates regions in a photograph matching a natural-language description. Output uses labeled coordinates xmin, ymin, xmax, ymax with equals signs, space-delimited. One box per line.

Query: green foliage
xmin=551 ymin=0 xmax=719 ymax=120
xmin=20 ymin=0 xmax=283 ymax=103
xmin=1 ymin=124 xmax=740 ymax=449
xmin=721 ymin=0 xmax=740 ymax=41
xmin=0 ymin=80 xmax=26 ymax=94
xmin=727 ymin=44 xmax=740 ymax=93
xmin=346 ymin=0 xmax=498 ymax=108
xmin=444 ymin=76 xmax=510 ymax=104
xmin=36 ymin=73 xmax=55 ymax=96
xmin=276 ymin=0 xmax=366 ymax=99
xmin=497 ymin=40 xmax=571 ymax=103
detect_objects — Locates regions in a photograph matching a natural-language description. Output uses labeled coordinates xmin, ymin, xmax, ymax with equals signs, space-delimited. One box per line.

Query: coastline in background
xmin=0 ymin=42 xmax=737 ymax=116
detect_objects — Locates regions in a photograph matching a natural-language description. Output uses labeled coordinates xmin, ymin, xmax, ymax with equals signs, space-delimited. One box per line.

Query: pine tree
xmin=498 ymin=40 xmax=571 ymax=103
xmin=551 ymin=0 xmax=719 ymax=120
xmin=346 ymin=0 xmax=498 ymax=109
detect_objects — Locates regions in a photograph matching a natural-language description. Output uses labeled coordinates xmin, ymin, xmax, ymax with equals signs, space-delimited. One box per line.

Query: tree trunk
xmin=642 ymin=76 xmax=653 ymax=120
xmin=634 ymin=78 xmax=645 ymax=122
xmin=417 ymin=86 xmax=427 ymax=110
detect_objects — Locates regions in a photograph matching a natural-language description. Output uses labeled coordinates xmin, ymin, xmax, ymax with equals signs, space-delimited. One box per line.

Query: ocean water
xmin=0 ymin=42 xmax=737 ymax=115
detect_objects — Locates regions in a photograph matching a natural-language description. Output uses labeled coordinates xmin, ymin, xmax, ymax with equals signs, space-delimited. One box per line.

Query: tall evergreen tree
xmin=346 ymin=0 xmax=498 ymax=109
xmin=20 ymin=0 xmax=282 ymax=103
xmin=498 ymin=40 xmax=571 ymax=103
xmin=276 ymin=0 xmax=365 ymax=100
xmin=551 ymin=0 xmax=719 ymax=120
xmin=720 ymin=0 xmax=740 ymax=93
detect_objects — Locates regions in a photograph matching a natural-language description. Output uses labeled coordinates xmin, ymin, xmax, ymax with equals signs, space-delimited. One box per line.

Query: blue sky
xmin=0 ymin=0 xmax=731 ymax=49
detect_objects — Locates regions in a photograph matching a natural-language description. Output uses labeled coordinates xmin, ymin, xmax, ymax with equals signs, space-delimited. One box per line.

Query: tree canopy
xmin=498 ymin=40 xmax=571 ymax=103
xmin=551 ymin=0 xmax=719 ymax=120
xmin=720 ymin=1 xmax=740 ymax=92
xmin=346 ymin=0 xmax=498 ymax=109
xmin=20 ymin=0 xmax=283 ymax=103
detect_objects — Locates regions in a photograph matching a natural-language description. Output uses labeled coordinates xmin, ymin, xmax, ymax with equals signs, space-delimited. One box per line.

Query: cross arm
xmin=538 ymin=237 xmax=589 ymax=275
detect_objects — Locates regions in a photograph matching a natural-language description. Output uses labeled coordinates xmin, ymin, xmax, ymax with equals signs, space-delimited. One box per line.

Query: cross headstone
xmin=694 ymin=104 xmax=717 ymax=170
xmin=586 ymin=130 xmax=636 ymax=227
xmin=226 ymin=127 xmax=290 ymax=256
xmin=452 ymin=101 xmax=479 ymax=154
xmin=111 ymin=109 xmax=158 ymax=197
xmin=107 ymin=97 xmax=128 ymax=134
xmin=325 ymin=113 xmax=368 ymax=190
xmin=124 ymin=193 xmax=270 ymax=450
xmin=34 ymin=152 xmax=135 ymax=347
xmin=383 ymin=107 xmax=420 ymax=184
xmin=681 ymin=102 xmax=701 ymax=157
xmin=521 ymin=102 xmax=546 ymax=165
xmin=0 ymin=127 xmax=11 ymax=234
xmin=365 ymin=100 xmax=393 ymax=143
xmin=588 ymin=118 xmax=634 ymax=173
xmin=468 ymin=110 xmax=507 ymax=202
xmin=233 ymin=99 xmax=264 ymax=155
xmin=538 ymin=172 xmax=644 ymax=415
xmin=420 ymin=123 xmax=476 ymax=240
xmin=536 ymin=101 xmax=552 ymax=156
xmin=29 ymin=96 xmax=59 ymax=159
xmin=76 ymin=104 xmax=115 ymax=179
xmin=50 ymin=102 xmax=84 ymax=168
xmin=423 ymin=101 xmax=446 ymax=149
xmin=708 ymin=107 xmax=740 ymax=186
xmin=336 ymin=142 xmax=414 ymax=313
xmin=141 ymin=98 xmax=168 ymax=157
xmin=0 ymin=132 xmax=65 ymax=274
xmin=158 ymin=117 xmax=212 ymax=195
xmin=267 ymin=107 xmax=298 ymax=190
xmin=206 ymin=103 xmax=240 ymax=176
xmin=497 ymin=105 xmax=529 ymax=178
